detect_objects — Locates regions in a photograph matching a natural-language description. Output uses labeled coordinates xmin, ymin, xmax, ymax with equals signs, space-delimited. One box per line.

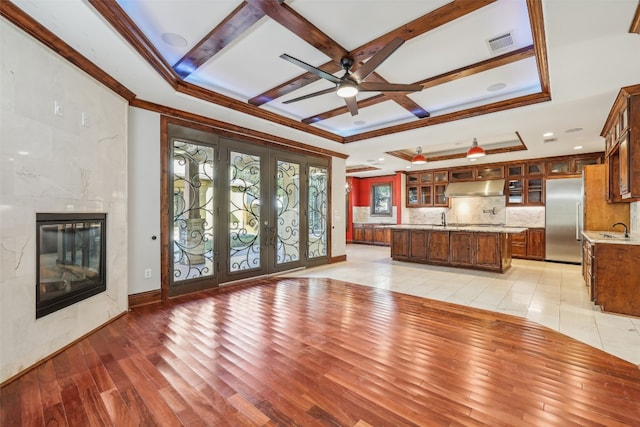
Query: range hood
xmin=444 ymin=179 xmax=505 ymax=197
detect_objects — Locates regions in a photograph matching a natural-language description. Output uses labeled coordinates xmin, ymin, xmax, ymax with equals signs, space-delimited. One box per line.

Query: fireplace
xmin=36 ymin=213 xmax=106 ymax=318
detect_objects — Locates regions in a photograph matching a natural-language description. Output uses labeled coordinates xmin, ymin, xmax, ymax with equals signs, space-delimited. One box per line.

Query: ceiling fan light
xmin=337 ymin=81 xmax=358 ymax=98
xmin=466 ymin=138 xmax=486 ymax=158
xmin=411 ymin=147 xmax=427 ymax=164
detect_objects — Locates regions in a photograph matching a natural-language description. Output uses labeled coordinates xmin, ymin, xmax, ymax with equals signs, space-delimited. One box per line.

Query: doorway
xmin=165 ymin=123 xmax=329 ymax=297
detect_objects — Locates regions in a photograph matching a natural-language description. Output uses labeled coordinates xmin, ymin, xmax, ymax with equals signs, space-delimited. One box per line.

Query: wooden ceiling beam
xmin=303 ymin=45 xmax=535 ymax=124
xmin=173 ymin=2 xmax=265 ymax=78
xmin=245 ymin=0 xmax=428 ymax=118
xmin=249 ymin=0 xmax=496 ymax=107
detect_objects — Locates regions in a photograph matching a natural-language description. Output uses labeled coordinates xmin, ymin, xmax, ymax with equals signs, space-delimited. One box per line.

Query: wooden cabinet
xmin=427 ymin=231 xmax=449 ymax=263
xmin=546 ymin=154 xmax=602 ymax=177
xmin=391 ymin=229 xmax=409 ymax=259
xmin=511 ymin=231 xmax=527 ymax=257
xmin=409 ymin=230 xmax=428 ymax=261
xmin=449 ymin=168 xmax=475 ymax=182
xmin=510 ymin=228 xmax=545 ymax=260
xmin=602 ymin=84 xmax=640 ymax=201
xmin=353 ymin=224 xmax=391 ymax=246
xmin=587 ymin=241 xmax=640 ymax=316
xmin=406 ymin=170 xmax=449 ymax=207
xmin=449 ymin=232 xmax=474 ymax=266
xmin=476 ymin=166 xmax=504 ymax=180
xmin=582 ymin=164 xmax=629 ymax=231
xmin=391 ymin=228 xmax=512 ymax=272
xmin=474 ymin=233 xmax=500 ymax=269
xmin=582 ymin=240 xmax=595 ymax=300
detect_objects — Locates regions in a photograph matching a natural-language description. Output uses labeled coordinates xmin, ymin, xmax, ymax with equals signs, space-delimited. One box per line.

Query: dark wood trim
xmin=172 ymin=2 xmax=265 ymax=78
xmin=345 ymin=91 xmax=551 ymax=143
xmin=88 ymin=0 xmax=179 ymax=88
xmin=0 ymin=311 xmax=127 ymax=388
xmin=245 ymin=0 xmax=348 ymax=60
xmin=527 ymin=0 xmax=551 ymax=94
xmin=128 ymin=289 xmax=162 ymax=308
xmin=174 ymin=81 xmax=343 ymax=143
xmin=600 ymin=84 xmax=640 ymax=137
xmin=132 ymin=98 xmax=348 ymax=159
xmin=303 ymin=45 xmax=536 ymax=124
xmin=243 ymin=0 xmax=423 ymax=119
xmin=159 ymin=117 xmax=171 ymax=303
xmin=250 ymin=0 xmax=496 ymax=106
xmin=347 ymin=166 xmax=381 ymax=174
xmin=330 ymin=254 xmax=347 ymax=263
xmin=629 ymin=1 xmax=640 ymax=34
xmin=0 ymin=0 xmax=136 ymax=102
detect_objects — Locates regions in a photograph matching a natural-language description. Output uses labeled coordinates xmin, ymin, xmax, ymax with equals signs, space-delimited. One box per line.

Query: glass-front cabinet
xmin=406 ymin=170 xmax=448 ymax=207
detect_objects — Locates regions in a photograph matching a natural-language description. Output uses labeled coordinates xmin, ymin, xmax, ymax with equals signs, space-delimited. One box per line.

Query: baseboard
xmin=0 ymin=310 xmax=127 ymax=388
xmin=330 ymin=254 xmax=347 ymax=263
xmin=128 ymin=289 xmax=162 ymax=308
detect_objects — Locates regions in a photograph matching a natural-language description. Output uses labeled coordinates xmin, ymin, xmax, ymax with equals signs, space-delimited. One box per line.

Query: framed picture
xmin=371 ymin=182 xmax=393 ymax=216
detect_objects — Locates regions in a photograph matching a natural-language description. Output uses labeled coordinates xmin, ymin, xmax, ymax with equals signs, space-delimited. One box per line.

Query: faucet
xmin=612 ymin=222 xmax=629 ymax=238
xmin=441 ymin=212 xmax=446 ymax=227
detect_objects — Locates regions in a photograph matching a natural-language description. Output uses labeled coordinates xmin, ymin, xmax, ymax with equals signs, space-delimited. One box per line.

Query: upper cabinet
xmin=602 ymin=84 xmax=640 ymax=202
xmin=406 ymin=170 xmax=449 ymax=207
xmin=405 ymin=152 xmax=604 ymax=208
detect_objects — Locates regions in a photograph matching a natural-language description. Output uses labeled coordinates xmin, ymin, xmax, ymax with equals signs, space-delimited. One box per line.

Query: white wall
xmin=331 ymin=157 xmax=347 ymax=258
xmin=0 ymin=21 xmax=128 ymax=382
xmin=127 ymin=108 xmax=161 ymax=294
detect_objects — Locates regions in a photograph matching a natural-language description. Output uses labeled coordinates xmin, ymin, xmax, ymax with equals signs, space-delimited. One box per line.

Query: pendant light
xmin=411 ymin=147 xmax=427 ymax=164
xmin=466 ymin=138 xmax=486 ymax=158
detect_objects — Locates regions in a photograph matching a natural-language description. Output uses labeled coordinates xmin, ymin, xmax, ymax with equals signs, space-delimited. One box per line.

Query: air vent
xmin=487 ymin=32 xmax=514 ymax=53
xmin=543 ymin=137 xmax=558 ymax=143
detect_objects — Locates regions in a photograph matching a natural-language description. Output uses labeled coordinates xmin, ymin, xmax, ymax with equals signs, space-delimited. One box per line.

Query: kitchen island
xmin=390 ymin=224 xmax=526 ymax=273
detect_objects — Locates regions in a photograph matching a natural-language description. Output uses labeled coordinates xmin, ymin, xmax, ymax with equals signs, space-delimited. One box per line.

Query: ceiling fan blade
xmin=282 ymin=87 xmax=336 ymax=104
xmin=280 ymin=54 xmax=342 ymax=84
xmin=351 ymin=37 xmax=405 ymax=82
xmin=345 ymin=96 xmax=358 ymax=116
xmin=358 ymin=82 xmax=424 ymax=93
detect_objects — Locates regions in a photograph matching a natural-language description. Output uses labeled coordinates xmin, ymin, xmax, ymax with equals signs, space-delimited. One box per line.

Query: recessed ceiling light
xmin=17 ymin=151 xmax=29 ymax=155
xmin=487 ymin=83 xmax=506 ymax=92
xmin=469 ymin=158 xmax=477 ymax=162
xmin=366 ymin=159 xmax=375 ymax=163
xmin=378 ymin=157 xmax=385 ymax=162
xmin=574 ymin=145 xmax=583 ymax=150
xmin=161 ymin=33 xmax=187 ymax=47
xmin=565 ymin=127 xmax=583 ymax=133
xmin=405 ymin=166 xmax=411 ymax=169
xmin=354 ymin=120 xmax=366 ymax=126
xmin=543 ymin=132 xmax=554 ymax=138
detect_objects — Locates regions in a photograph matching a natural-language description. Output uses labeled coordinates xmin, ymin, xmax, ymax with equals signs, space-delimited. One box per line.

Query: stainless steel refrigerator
xmin=545 ymin=177 xmax=582 ymax=263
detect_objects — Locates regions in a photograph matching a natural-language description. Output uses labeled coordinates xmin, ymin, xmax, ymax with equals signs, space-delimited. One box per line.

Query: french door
xmin=167 ymin=126 xmax=329 ymax=296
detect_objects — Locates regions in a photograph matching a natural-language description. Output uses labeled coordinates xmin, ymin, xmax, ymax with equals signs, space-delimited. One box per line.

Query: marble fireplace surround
xmin=0 ymin=22 xmax=128 ymax=382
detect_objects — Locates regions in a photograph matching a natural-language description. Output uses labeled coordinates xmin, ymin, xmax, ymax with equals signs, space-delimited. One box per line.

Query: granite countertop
xmin=582 ymin=231 xmax=640 ymax=245
xmin=390 ymin=224 xmax=527 ymax=233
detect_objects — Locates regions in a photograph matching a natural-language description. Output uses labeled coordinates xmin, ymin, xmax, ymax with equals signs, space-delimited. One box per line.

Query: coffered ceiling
xmin=4 ymin=0 xmax=640 ymax=176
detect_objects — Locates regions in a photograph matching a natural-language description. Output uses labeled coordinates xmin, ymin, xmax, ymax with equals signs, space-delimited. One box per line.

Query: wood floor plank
xmin=2 ymin=277 xmax=640 ymax=426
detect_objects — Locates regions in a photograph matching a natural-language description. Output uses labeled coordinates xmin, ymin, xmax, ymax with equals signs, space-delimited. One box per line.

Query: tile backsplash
xmin=631 ymin=201 xmax=639 ymax=234
xmin=402 ymin=197 xmax=546 ymax=228
xmin=353 ymin=206 xmax=397 ymax=224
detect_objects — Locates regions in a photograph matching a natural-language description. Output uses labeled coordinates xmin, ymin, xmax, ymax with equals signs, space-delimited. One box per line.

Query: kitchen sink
xmin=599 ymin=233 xmax=629 ymax=239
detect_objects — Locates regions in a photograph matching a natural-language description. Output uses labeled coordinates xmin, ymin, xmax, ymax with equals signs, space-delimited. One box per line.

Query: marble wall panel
xmin=0 ymin=22 xmax=128 ymax=382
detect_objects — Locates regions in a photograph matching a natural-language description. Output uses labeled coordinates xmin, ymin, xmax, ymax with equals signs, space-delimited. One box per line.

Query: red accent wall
xmin=346 ymin=173 xmax=403 ymax=242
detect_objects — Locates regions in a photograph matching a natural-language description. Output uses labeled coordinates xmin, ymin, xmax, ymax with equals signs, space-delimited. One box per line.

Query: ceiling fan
xmin=280 ymin=37 xmax=423 ymax=116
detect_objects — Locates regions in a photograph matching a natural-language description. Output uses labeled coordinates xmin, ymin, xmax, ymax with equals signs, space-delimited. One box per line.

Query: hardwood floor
xmin=2 ymin=277 xmax=640 ymax=426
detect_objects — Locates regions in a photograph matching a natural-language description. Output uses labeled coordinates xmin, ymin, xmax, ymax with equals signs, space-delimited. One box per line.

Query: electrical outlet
xmin=54 ymin=101 xmax=64 ymax=117
xmin=144 ymin=269 xmax=152 ymax=279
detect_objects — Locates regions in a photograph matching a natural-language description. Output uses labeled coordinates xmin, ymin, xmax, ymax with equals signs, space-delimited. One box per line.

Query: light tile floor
xmin=281 ymin=244 xmax=640 ymax=365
